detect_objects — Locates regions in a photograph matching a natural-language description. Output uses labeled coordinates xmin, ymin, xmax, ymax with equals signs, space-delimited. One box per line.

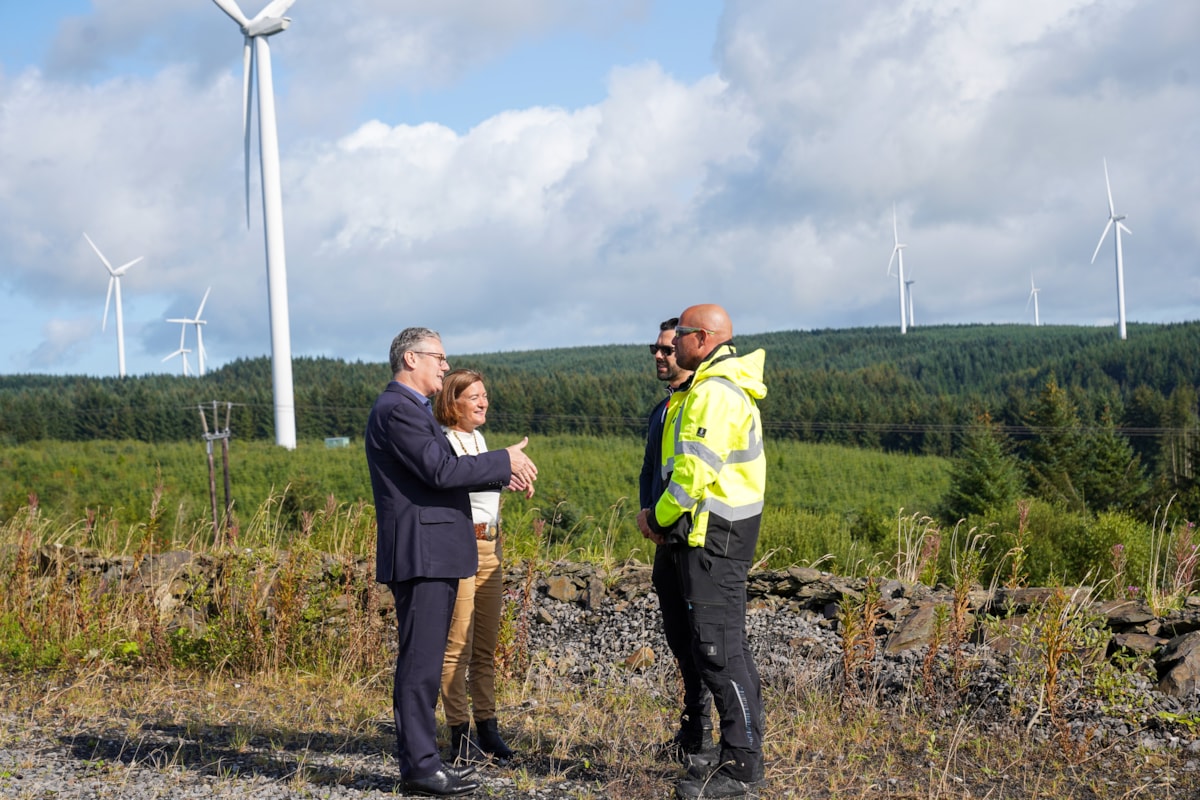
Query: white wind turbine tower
xmin=1090 ymin=158 xmax=1132 ymax=340
xmin=85 ymin=232 xmax=143 ymax=379
xmin=1026 ymin=274 xmax=1041 ymax=326
xmin=887 ymin=206 xmax=908 ymax=334
xmin=167 ymin=287 xmax=212 ymax=377
xmin=212 ymin=0 xmax=297 ymax=448
xmin=162 ymin=323 xmax=193 ymax=376
xmin=904 ymin=279 xmax=915 ymax=328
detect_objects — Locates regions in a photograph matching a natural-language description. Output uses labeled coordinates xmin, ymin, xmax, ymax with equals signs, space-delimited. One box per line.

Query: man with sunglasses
xmin=366 ymin=326 xmax=538 ymax=796
xmin=638 ymin=318 xmax=712 ymax=765
xmin=637 ymin=305 xmax=767 ymax=799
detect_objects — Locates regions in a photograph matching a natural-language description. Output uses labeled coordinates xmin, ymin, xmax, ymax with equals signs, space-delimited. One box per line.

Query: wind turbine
xmin=887 ymin=205 xmax=908 ymax=334
xmin=1089 ymin=158 xmax=1131 ymax=340
xmin=1026 ymin=274 xmax=1041 ymax=326
xmin=212 ymin=0 xmax=297 ymax=448
xmin=84 ymin=232 xmax=143 ymax=378
xmin=162 ymin=322 xmax=193 ymax=377
xmin=167 ymin=287 xmax=211 ymax=377
xmin=904 ymin=279 xmax=915 ymax=328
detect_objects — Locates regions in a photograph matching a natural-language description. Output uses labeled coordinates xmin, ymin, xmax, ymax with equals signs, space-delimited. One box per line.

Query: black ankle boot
xmin=476 ymin=718 xmax=514 ymax=761
xmin=448 ymin=722 xmax=478 ymax=765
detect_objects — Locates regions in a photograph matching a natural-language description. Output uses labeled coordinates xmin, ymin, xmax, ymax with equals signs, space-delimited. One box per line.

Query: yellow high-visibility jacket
xmin=650 ymin=342 xmax=767 ymax=560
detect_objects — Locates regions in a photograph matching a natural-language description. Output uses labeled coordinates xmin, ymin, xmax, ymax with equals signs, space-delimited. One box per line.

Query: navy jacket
xmin=365 ymin=381 xmax=511 ymax=583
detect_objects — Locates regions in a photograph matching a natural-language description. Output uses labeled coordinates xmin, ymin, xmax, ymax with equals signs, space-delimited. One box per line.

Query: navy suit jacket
xmin=365 ymin=381 xmax=512 ymax=583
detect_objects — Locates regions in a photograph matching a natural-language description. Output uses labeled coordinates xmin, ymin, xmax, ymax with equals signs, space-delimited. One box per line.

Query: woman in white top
xmin=433 ymin=368 xmax=525 ymax=764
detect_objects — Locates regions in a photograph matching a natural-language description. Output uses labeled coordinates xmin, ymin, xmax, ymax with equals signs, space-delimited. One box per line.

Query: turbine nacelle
xmin=244 ymin=16 xmax=290 ymax=37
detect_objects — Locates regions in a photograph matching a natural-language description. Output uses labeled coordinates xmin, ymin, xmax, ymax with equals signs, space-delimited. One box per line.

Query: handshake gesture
xmin=504 ymin=437 xmax=539 ymax=498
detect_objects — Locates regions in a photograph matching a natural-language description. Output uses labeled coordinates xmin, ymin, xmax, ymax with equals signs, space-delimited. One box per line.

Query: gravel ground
xmin=1 ymin=585 xmax=1197 ymax=799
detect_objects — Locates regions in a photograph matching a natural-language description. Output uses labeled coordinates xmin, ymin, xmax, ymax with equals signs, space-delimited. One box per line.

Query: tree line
xmin=3 ymin=322 xmax=1200 ymax=515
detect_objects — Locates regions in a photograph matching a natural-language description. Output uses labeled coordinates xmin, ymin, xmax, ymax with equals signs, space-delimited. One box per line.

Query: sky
xmin=0 ymin=0 xmax=1197 ymax=378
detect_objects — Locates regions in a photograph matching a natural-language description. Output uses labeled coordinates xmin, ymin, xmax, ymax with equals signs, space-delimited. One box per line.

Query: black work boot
xmin=660 ymin=706 xmax=715 ymax=764
xmin=448 ymin=722 xmax=479 ymax=766
xmin=476 ymin=718 xmax=514 ymax=761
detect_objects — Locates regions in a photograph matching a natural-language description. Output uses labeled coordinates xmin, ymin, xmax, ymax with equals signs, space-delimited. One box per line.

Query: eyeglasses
xmin=410 ymin=351 xmax=449 ymax=365
xmin=648 ymin=344 xmax=675 ymax=356
xmin=674 ymin=325 xmax=714 ymax=338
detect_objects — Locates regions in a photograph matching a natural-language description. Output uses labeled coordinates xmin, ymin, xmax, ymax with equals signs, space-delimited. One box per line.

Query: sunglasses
xmin=674 ymin=325 xmax=714 ymax=338
xmin=648 ymin=344 xmax=675 ymax=356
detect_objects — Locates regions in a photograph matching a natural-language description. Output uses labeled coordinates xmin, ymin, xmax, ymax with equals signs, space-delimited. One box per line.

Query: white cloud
xmin=0 ymin=0 xmax=1198 ymax=377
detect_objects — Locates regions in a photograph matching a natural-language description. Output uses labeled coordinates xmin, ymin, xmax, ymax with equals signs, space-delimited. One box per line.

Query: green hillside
xmin=3 ymin=322 xmax=1199 ymax=519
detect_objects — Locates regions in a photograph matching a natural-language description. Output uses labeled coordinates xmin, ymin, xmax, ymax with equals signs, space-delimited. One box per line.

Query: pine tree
xmin=942 ymin=412 xmax=1025 ymax=519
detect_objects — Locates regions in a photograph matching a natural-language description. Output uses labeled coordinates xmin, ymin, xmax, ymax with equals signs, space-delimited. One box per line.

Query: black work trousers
xmin=652 ymin=543 xmax=712 ymax=723
xmin=674 ymin=545 xmax=763 ymax=781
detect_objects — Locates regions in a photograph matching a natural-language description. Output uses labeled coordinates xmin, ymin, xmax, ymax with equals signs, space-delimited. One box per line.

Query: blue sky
xmin=0 ymin=0 xmax=1197 ymax=378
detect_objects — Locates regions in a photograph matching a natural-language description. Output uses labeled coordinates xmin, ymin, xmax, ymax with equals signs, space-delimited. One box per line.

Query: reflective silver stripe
xmin=697 ymin=496 xmax=764 ymax=520
xmin=667 ymin=480 xmax=698 ymax=509
xmin=679 ymin=438 xmax=725 ymax=472
xmin=707 ymin=376 xmax=763 ymax=463
xmin=725 ymin=422 xmax=762 ymax=464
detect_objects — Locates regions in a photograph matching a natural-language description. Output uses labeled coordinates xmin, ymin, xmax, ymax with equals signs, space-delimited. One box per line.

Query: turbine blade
xmin=212 ymin=0 xmax=250 ymax=27
xmin=163 ymin=348 xmax=184 ymax=363
xmin=195 ymin=286 xmax=212 ymax=318
xmin=112 ymin=255 xmax=144 ymax=276
xmin=1090 ymin=219 xmax=1114 ymax=264
xmin=1118 ymin=221 xmax=1132 ymax=236
xmin=103 ymin=278 xmax=114 ymax=331
xmin=243 ymin=37 xmax=253 ymax=228
xmin=887 ymin=246 xmax=898 ymax=276
xmin=83 ymin=232 xmax=116 ymax=273
xmin=1103 ymin=158 xmax=1116 ymax=217
xmin=254 ymin=0 xmax=296 ymax=22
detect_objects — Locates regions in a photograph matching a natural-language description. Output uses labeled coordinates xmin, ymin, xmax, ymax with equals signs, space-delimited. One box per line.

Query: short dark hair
xmin=434 ymin=369 xmax=486 ymax=428
xmin=659 ymin=317 xmax=679 ymax=332
xmin=389 ymin=327 xmax=440 ymax=375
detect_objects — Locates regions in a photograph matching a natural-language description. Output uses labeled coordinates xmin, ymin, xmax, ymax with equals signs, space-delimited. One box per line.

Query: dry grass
xmin=2 ymin=499 xmax=1199 ymax=798
xmin=3 ymin=661 xmax=1197 ymax=799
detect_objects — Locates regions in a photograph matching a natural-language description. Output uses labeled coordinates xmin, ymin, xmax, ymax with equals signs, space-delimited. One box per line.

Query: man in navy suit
xmin=365 ymin=326 xmax=537 ymax=796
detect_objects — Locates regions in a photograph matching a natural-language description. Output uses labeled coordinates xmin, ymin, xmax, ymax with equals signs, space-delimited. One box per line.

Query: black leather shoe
xmin=446 ymin=763 xmax=477 ymax=780
xmin=401 ymin=767 xmax=480 ymax=796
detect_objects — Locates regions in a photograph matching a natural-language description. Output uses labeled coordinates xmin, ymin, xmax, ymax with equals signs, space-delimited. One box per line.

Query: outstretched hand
xmin=504 ymin=436 xmax=539 ymax=494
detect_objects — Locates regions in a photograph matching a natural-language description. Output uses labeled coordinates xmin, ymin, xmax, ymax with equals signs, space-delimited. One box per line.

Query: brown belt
xmin=474 ymin=522 xmax=499 ymax=542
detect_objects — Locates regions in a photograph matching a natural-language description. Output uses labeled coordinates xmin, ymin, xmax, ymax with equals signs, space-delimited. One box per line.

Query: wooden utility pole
xmin=198 ymin=401 xmax=234 ymax=545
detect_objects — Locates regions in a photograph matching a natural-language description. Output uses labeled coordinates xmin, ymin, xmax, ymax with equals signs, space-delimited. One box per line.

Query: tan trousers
xmin=441 ymin=538 xmax=502 ymax=726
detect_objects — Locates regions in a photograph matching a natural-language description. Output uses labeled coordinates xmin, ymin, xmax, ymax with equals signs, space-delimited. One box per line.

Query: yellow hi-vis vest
xmin=652 ymin=343 xmax=767 ymax=560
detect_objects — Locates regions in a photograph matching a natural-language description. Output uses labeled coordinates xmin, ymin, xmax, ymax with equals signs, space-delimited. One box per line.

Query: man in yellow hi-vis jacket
xmin=637 ymin=303 xmax=767 ymax=800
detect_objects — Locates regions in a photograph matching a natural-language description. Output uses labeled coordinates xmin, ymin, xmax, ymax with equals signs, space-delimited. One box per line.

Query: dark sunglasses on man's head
xmin=648 ymin=344 xmax=675 ymax=356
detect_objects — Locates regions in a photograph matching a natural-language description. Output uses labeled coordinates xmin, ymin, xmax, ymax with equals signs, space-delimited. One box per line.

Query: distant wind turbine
xmin=1089 ymin=158 xmax=1132 ymax=340
xmin=887 ymin=205 xmax=908 ymax=334
xmin=905 ymin=279 xmax=915 ymax=328
xmin=162 ymin=323 xmax=193 ymax=377
xmin=166 ymin=287 xmax=211 ymax=377
xmin=1026 ymin=274 xmax=1041 ymax=326
xmin=212 ymin=0 xmax=297 ymax=448
xmin=84 ymin=232 xmax=143 ymax=379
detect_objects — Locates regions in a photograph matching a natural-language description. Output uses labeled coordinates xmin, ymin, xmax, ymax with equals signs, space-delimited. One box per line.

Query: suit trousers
xmin=390 ymin=577 xmax=459 ymax=778
xmin=441 ymin=538 xmax=503 ymax=726
xmin=676 ymin=546 xmax=763 ymax=781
